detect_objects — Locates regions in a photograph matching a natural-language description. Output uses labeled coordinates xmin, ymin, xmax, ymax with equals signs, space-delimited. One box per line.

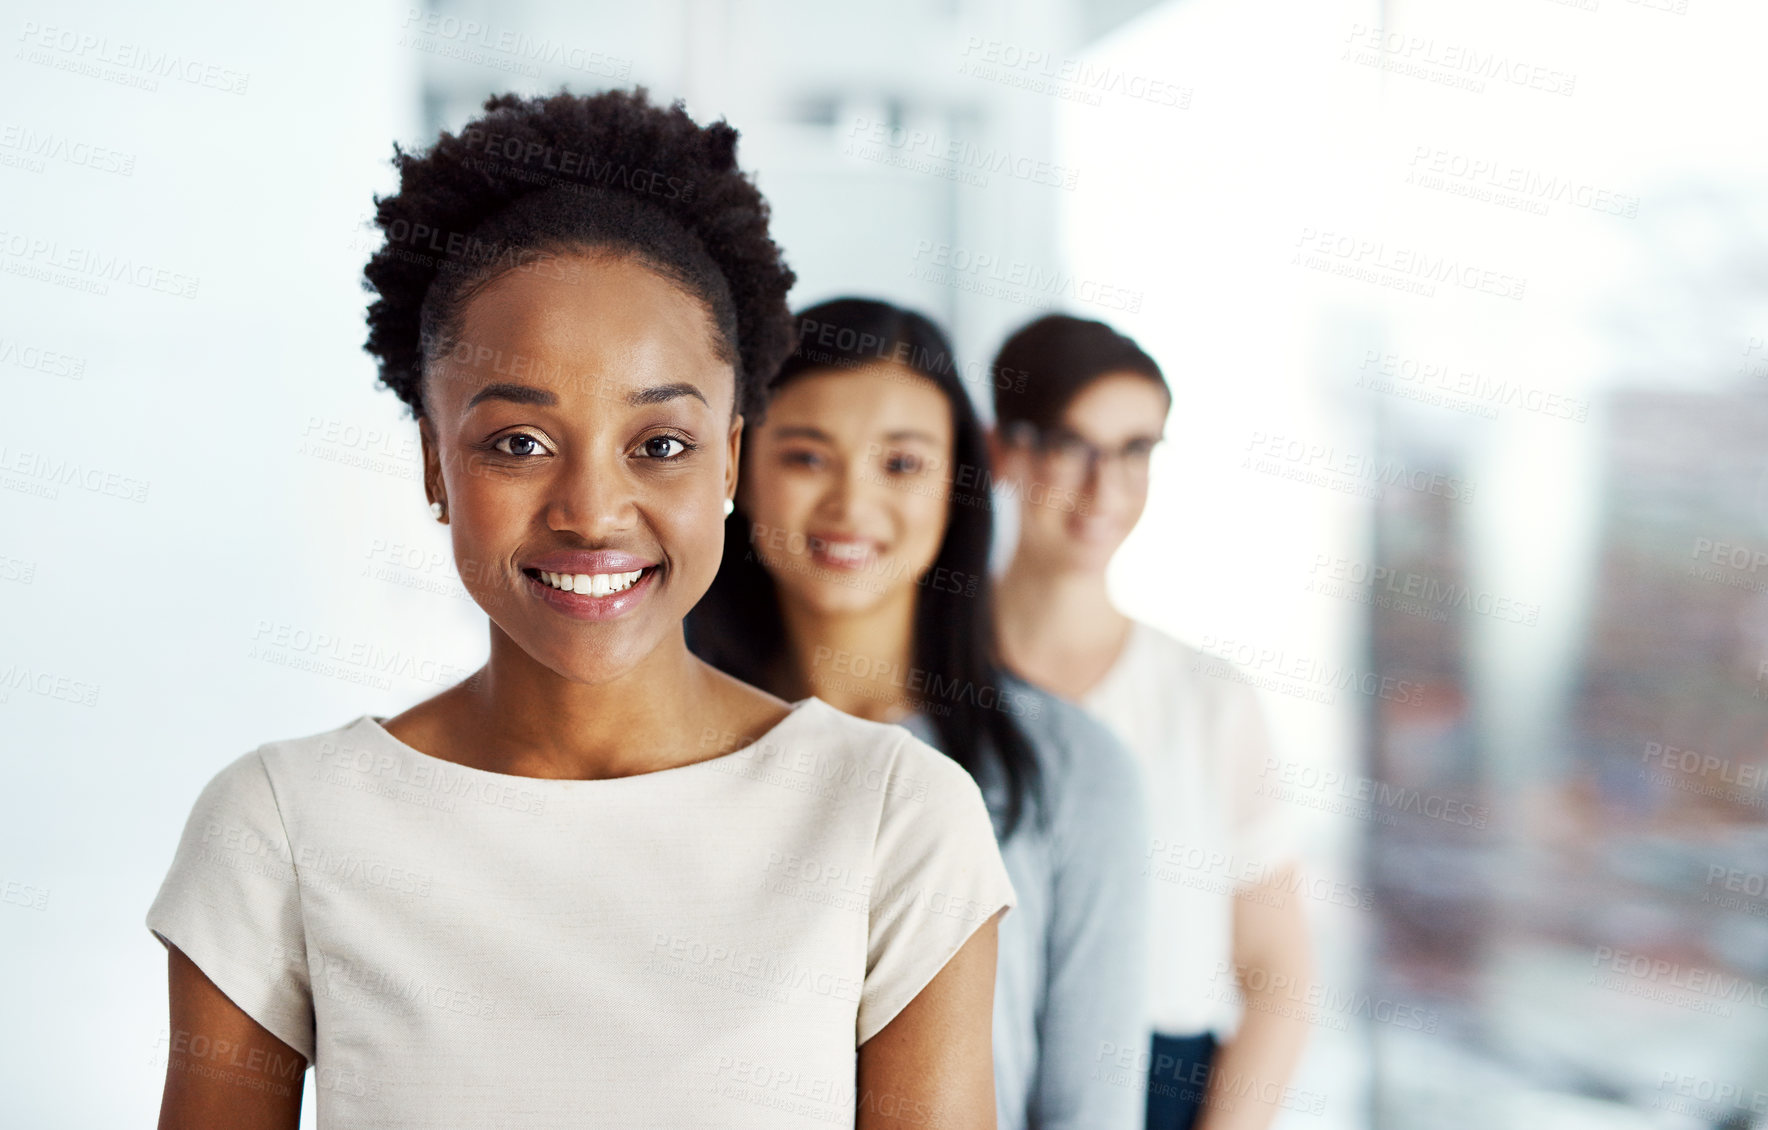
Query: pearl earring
xmin=723 ymin=497 xmax=735 ymax=517
xmin=429 ymin=500 xmax=445 ymax=521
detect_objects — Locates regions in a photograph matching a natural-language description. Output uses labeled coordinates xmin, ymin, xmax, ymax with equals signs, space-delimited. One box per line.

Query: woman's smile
xmin=521 ymin=565 xmax=661 ymax=620
xmin=520 ymin=548 xmax=664 ymax=621
xmin=808 ymin=533 xmax=882 ymax=572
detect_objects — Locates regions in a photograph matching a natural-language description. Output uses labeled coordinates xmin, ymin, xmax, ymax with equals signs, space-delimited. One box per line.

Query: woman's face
xmin=417 ymin=250 xmax=741 ymax=685
xmin=738 ymin=363 xmax=954 ymax=618
xmin=998 ymin=372 xmax=1168 ymax=574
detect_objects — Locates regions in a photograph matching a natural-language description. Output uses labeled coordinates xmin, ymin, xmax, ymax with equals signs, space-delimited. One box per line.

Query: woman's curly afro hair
xmin=362 ymin=87 xmax=797 ymax=422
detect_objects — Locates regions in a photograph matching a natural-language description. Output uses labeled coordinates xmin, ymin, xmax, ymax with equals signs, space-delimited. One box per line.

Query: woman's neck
xmin=776 ymin=588 xmax=919 ymax=724
xmin=993 ymin=548 xmax=1131 ymax=699
xmin=440 ymin=627 xmax=733 ymax=779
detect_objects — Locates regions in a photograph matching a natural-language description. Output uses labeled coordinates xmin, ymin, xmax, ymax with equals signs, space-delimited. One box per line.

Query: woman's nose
xmin=546 ymin=448 xmax=638 ymax=536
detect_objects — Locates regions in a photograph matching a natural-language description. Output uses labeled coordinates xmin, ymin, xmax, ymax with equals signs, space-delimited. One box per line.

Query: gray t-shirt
xmin=899 ymin=671 xmax=1151 ymax=1130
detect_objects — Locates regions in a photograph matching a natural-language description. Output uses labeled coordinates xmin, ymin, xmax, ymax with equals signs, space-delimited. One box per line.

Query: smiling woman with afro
xmin=145 ymin=86 xmax=1018 ymax=1129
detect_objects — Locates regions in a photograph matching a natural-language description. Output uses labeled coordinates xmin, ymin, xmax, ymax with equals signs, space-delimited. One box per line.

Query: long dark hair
xmin=685 ymin=297 xmax=1044 ymax=840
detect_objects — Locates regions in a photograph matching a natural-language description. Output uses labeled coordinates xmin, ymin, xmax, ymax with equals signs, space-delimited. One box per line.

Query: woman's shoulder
xmin=1122 ymin=621 xmax=1263 ymax=713
xmin=189 ymin=715 xmax=383 ymax=805
xmin=994 ymin=670 xmax=1144 ymax=801
xmin=794 ymin=697 xmax=980 ymax=804
xmin=1124 ymin=619 xmax=1212 ymax=675
xmin=250 ymin=713 xmax=383 ymax=768
xmin=161 ymin=716 xmax=376 ymax=864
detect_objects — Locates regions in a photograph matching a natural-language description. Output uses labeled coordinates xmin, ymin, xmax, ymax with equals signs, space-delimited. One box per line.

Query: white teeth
xmin=821 ymin=541 xmax=870 ymax=562
xmin=537 ymin=569 xmax=644 ymax=595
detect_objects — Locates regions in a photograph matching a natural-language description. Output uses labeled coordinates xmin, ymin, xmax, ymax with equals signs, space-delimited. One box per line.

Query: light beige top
xmin=146 ymin=697 xmax=1017 ymax=1128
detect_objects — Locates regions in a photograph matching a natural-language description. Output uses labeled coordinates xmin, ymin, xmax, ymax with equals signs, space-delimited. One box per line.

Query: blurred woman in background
xmin=688 ymin=297 xmax=1151 ymax=1130
xmin=987 ymin=313 xmax=1314 ymax=1130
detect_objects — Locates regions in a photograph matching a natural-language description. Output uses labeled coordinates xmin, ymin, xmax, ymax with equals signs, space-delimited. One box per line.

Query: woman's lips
xmin=808 ymin=535 xmax=879 ymax=572
xmin=522 ymin=564 xmax=660 ymax=621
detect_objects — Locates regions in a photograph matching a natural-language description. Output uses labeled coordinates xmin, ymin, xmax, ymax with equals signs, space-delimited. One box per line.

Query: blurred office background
xmin=4 ymin=0 xmax=1767 ymax=1126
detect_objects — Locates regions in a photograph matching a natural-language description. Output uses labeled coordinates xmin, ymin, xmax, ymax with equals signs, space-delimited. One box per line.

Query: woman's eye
xmin=883 ymin=452 xmax=924 ymax=475
xmin=781 ymin=450 xmax=823 ymax=469
xmin=494 ymin=432 xmax=547 ymax=457
xmin=640 ymin=435 xmax=692 ymax=459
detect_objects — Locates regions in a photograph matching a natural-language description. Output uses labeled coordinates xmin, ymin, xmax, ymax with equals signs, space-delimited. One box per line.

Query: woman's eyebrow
xmin=462 ymin=381 xmax=709 ymax=410
xmin=881 ymin=428 xmax=942 ymax=444
xmin=626 ymin=381 xmax=708 ymax=407
xmin=465 ymin=382 xmax=557 ymax=410
xmin=771 ymin=424 xmax=831 ymax=441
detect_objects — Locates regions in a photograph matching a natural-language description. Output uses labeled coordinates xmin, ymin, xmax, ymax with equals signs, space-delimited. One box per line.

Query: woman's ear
xmin=725 ymin=412 xmax=745 ymax=503
xmin=986 ymin=424 xmax=1025 ymax=488
xmin=418 ymin=414 xmax=445 ymax=509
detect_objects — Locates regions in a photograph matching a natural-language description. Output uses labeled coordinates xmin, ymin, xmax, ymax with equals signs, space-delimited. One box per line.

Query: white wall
xmin=1 ymin=1 xmax=419 ymax=1123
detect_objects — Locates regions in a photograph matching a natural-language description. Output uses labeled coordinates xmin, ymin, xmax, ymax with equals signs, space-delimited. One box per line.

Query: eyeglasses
xmin=1004 ymin=422 xmax=1162 ymax=488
